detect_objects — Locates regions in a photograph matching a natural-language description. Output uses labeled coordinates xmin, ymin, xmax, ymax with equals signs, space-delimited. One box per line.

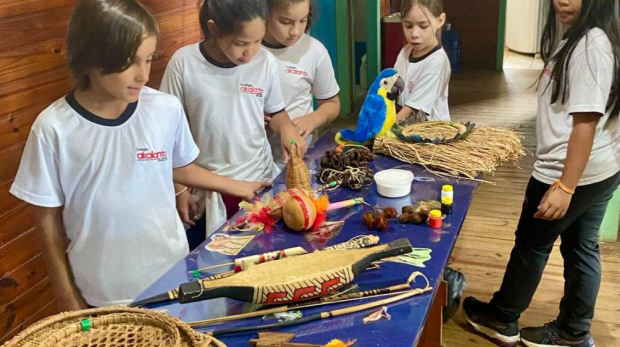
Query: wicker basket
xmin=265 ymin=187 xmax=306 ymax=221
xmin=1 ymin=306 xmax=226 ymax=347
xmin=285 ymin=141 xmax=310 ymax=191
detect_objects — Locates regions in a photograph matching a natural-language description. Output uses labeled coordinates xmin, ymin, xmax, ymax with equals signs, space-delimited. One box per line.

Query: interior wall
xmin=0 ymin=0 xmax=202 ymax=342
xmin=389 ymin=0 xmax=501 ymax=70
xmin=443 ymin=0 xmax=501 ymax=70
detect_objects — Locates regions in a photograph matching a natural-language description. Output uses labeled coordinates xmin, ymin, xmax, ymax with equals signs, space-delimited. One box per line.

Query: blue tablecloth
xmin=136 ymin=129 xmax=479 ymax=347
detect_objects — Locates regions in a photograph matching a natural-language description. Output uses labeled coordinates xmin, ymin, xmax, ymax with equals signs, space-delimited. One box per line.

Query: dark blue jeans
xmin=490 ymin=172 xmax=620 ymax=335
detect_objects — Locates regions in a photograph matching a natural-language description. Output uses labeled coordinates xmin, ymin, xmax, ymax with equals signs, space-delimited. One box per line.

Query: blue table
xmin=136 ymin=130 xmax=479 ymax=347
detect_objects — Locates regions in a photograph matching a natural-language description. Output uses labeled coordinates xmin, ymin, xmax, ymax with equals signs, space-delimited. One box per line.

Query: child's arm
xmin=173 ymin=164 xmax=271 ymax=201
xmin=292 ymin=95 xmax=341 ymax=138
xmin=397 ymin=105 xmax=418 ymax=121
xmin=292 ymin=50 xmax=341 ymax=138
xmin=267 ymin=110 xmax=307 ymax=163
xmin=398 ymin=71 xmax=444 ymax=122
xmin=35 ymin=206 xmax=88 ymax=311
xmin=535 ymin=113 xmax=599 ymax=220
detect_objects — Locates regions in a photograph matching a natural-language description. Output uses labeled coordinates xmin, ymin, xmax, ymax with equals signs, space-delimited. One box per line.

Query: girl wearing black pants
xmin=463 ymin=1 xmax=620 ymax=347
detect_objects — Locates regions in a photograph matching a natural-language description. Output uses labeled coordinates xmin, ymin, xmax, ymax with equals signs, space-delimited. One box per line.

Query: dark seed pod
xmin=399 ymin=213 xmax=411 ymax=223
xmin=402 ymin=206 xmax=415 ymax=214
xmin=376 ymin=215 xmax=389 ymax=232
xmin=411 ymin=212 xmax=426 ymax=224
xmin=362 ymin=212 xmax=376 ymax=230
xmin=381 ymin=207 xmax=398 ymax=219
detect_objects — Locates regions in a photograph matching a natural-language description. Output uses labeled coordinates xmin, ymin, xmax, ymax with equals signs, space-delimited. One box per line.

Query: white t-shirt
xmin=10 ymin=87 xmax=198 ymax=306
xmin=394 ymin=44 xmax=451 ymax=120
xmin=263 ymin=34 xmax=340 ymax=167
xmin=160 ymin=43 xmax=285 ymax=234
xmin=534 ymin=28 xmax=620 ymax=186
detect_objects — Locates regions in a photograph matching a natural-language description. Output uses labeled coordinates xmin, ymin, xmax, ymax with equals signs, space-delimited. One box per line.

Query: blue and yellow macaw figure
xmin=336 ymin=68 xmax=405 ymax=145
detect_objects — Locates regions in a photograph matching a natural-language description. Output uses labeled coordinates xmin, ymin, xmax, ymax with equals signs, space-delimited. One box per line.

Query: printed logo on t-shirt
xmin=285 ymin=65 xmax=309 ymax=77
xmin=407 ymin=81 xmax=415 ymax=93
xmin=136 ymin=148 xmax=168 ymax=162
xmin=239 ymin=83 xmax=264 ymax=97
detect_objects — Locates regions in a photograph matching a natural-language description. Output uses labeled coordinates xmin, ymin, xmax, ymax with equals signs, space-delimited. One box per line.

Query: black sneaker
xmin=463 ymin=297 xmax=520 ymax=347
xmin=520 ymin=321 xmax=595 ymax=347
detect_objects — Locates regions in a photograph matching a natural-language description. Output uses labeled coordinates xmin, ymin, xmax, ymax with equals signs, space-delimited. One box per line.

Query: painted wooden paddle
xmin=130 ymin=235 xmax=380 ymax=307
xmin=178 ymin=238 xmax=412 ymax=305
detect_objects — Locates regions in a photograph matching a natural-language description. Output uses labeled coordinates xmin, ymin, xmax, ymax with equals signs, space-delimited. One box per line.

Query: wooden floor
xmin=442 ymin=69 xmax=620 ymax=347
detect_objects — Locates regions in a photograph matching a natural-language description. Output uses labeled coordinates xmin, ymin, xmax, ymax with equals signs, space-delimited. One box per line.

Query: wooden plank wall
xmin=386 ymin=0 xmax=501 ymax=70
xmin=0 ymin=0 xmax=202 ymax=342
xmin=443 ymin=0 xmax=500 ymax=70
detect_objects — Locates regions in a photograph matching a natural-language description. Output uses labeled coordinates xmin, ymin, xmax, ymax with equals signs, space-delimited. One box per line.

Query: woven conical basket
xmin=1 ymin=306 xmax=226 ymax=347
xmin=285 ymin=141 xmax=310 ymax=191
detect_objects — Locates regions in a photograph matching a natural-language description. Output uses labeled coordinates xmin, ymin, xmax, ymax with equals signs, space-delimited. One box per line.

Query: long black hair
xmin=199 ymin=0 xmax=268 ymax=39
xmin=540 ymin=0 xmax=620 ymax=116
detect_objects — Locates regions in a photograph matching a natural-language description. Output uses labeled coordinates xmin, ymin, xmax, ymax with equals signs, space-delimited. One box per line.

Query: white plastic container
xmin=374 ymin=169 xmax=415 ymax=198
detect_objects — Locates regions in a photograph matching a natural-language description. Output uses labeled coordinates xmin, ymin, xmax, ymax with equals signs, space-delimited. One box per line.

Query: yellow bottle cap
xmin=442 ymin=185 xmax=453 ymax=192
xmin=441 ymin=196 xmax=453 ymax=204
xmin=429 ymin=210 xmax=442 ymax=218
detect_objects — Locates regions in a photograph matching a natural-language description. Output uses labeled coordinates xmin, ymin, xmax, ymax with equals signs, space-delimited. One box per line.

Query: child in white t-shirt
xmin=161 ymin=0 xmax=306 ymax=239
xmin=9 ymin=0 xmax=268 ymax=310
xmin=394 ymin=0 xmax=451 ymax=121
xmin=263 ymin=0 xmax=341 ymax=168
xmin=464 ymin=0 xmax=620 ymax=346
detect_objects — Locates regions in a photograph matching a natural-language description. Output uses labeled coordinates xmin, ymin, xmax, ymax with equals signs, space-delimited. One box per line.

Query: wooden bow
xmin=203 ymin=272 xmax=433 ymax=337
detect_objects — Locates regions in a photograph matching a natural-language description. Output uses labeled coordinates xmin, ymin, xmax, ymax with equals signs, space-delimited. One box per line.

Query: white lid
xmin=374 ymin=169 xmax=415 ymax=187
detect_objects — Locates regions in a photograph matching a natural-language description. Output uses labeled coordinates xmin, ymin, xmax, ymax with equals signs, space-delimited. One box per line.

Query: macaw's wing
xmin=338 ymin=94 xmax=387 ymax=144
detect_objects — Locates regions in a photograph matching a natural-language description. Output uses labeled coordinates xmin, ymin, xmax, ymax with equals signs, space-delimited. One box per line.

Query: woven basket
xmin=285 ymin=141 xmax=310 ymax=191
xmin=1 ymin=306 xmax=226 ymax=347
xmin=265 ymin=188 xmax=306 ymax=221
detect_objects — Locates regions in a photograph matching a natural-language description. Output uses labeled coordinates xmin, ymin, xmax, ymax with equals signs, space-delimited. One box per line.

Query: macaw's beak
xmin=387 ymin=76 xmax=405 ymax=101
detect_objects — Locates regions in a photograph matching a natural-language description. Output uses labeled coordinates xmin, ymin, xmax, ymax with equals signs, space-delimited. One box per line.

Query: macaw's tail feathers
xmin=335 ymin=129 xmax=367 ymax=146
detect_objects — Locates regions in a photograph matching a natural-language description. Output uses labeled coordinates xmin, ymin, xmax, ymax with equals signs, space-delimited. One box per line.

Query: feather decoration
xmin=311 ymin=194 xmax=329 ymax=232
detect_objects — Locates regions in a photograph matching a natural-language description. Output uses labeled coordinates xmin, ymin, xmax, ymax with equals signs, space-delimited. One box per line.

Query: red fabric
xmin=382 ymin=21 xmax=406 ymax=69
xmin=221 ymin=194 xmax=243 ymax=219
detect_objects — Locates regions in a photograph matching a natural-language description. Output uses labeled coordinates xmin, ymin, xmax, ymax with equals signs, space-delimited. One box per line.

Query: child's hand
xmin=176 ymin=189 xmax=200 ymax=226
xmin=280 ymin=127 xmax=307 ymax=164
xmin=292 ymin=115 xmax=319 ymax=138
xmin=233 ymin=181 xmax=272 ymax=201
xmin=264 ymin=114 xmax=273 ymax=127
xmin=535 ymin=186 xmax=572 ymax=220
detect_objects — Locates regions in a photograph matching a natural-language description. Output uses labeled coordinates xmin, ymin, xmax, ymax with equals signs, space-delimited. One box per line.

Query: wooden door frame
xmin=497 ymin=0 xmax=507 ymax=70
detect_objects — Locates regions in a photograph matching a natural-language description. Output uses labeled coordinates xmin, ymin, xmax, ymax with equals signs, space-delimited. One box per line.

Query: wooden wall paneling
xmin=0 ymin=229 xmax=39 ymax=277
xmin=0 ymin=105 xmax=45 ymax=153
xmin=0 ymin=0 xmax=204 ymax=342
xmin=0 ymin=279 xmax=55 ymax=337
xmin=150 ymin=3 xmax=202 ymax=88
xmin=443 ymin=0 xmax=500 ymax=70
xmin=0 ymin=68 xmax=73 ymax=120
xmin=0 ymin=205 xmax=35 ymax=248
xmin=0 ymin=181 xmax=24 ymax=217
xmin=379 ymin=0 xmax=391 ymax=17
xmin=0 ymin=142 xmax=25 ymax=184
xmin=0 ymin=255 xmax=48 ymax=306
xmin=141 ymin=0 xmax=200 ymax=14
xmin=0 ymin=300 xmax=57 ymax=346
xmin=0 ymin=0 xmax=74 ymax=19
xmin=0 ymin=37 xmax=67 ymax=86
xmin=0 ymin=6 xmax=74 ymax=52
